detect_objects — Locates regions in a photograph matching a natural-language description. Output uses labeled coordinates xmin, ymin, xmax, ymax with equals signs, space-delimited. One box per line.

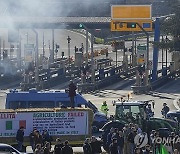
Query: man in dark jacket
xmin=161 ymin=103 xmax=170 ymax=118
xmin=16 ymin=126 xmax=24 ymax=151
xmin=109 ymin=138 xmax=118 ymax=154
xmin=42 ymin=130 xmax=51 ymax=146
xmin=127 ymin=127 xmax=137 ymax=154
xmin=54 ymin=138 xmax=63 ymax=154
xmin=29 ymin=128 xmax=37 ymax=151
xmin=90 ymin=136 xmax=102 ymax=154
xmin=61 ymin=140 xmax=73 ymax=154
xmin=106 ymin=127 xmax=115 ymax=150
xmin=68 ymin=80 xmax=77 ymax=108
xmin=83 ymin=138 xmax=92 ymax=154
xmin=118 ymin=131 xmax=124 ymax=154
xmin=111 ymin=129 xmax=124 ymax=154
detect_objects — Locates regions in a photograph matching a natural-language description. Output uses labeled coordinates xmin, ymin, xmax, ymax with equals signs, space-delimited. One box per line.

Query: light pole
xmin=165 ymin=36 xmax=168 ymax=69
xmin=43 ymin=32 xmax=45 ymax=58
xmin=161 ymin=36 xmax=164 ymax=70
xmin=86 ymin=30 xmax=88 ymax=65
xmin=32 ymin=29 xmax=39 ymax=84
xmin=115 ymin=42 xmax=118 ymax=67
xmin=25 ymin=32 xmax=28 ymax=44
xmin=17 ymin=35 xmax=21 ymax=68
xmin=67 ymin=36 xmax=71 ymax=67
xmin=79 ymin=23 xmax=95 ymax=83
xmin=136 ymin=22 xmax=149 ymax=86
xmin=49 ymin=29 xmax=54 ymax=63
xmin=132 ymin=31 xmax=136 ymax=66
xmin=0 ymin=37 xmax=1 ymax=60
xmin=90 ymin=34 xmax=95 ymax=83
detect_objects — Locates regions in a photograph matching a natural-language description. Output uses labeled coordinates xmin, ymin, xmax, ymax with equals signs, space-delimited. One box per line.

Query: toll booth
xmin=75 ymin=52 xmax=83 ymax=68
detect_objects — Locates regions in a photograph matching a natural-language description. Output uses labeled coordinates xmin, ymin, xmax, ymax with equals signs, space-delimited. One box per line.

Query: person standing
xmin=43 ymin=142 xmax=52 ymax=154
xmin=54 ymin=138 xmax=63 ymax=154
xmin=90 ymin=136 xmax=102 ymax=154
xmin=68 ymin=80 xmax=77 ymax=108
xmin=109 ymin=138 xmax=119 ymax=154
xmin=42 ymin=130 xmax=51 ymax=146
xmin=83 ymin=138 xmax=92 ymax=154
xmin=34 ymin=130 xmax=43 ymax=147
xmin=127 ymin=127 xmax=137 ymax=154
xmin=146 ymin=104 xmax=154 ymax=119
xmin=16 ymin=126 xmax=24 ymax=152
xmin=152 ymin=100 xmax=155 ymax=109
xmin=143 ymin=144 xmax=152 ymax=154
xmin=34 ymin=144 xmax=44 ymax=154
xmin=134 ymin=147 xmax=143 ymax=154
xmin=118 ymin=131 xmax=124 ymax=154
xmin=29 ymin=128 xmax=37 ymax=152
xmin=122 ymin=124 xmax=130 ymax=154
xmin=106 ymin=127 xmax=115 ymax=151
xmin=61 ymin=140 xmax=73 ymax=154
xmin=100 ymin=101 xmax=109 ymax=116
xmin=161 ymin=103 xmax=170 ymax=118
xmin=173 ymin=149 xmax=180 ymax=154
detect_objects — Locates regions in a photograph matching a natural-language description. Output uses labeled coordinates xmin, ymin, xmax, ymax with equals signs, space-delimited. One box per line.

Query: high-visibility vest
xmin=101 ymin=104 xmax=108 ymax=115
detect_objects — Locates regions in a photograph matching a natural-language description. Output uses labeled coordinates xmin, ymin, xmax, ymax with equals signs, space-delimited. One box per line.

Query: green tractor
xmin=101 ymin=100 xmax=178 ymax=151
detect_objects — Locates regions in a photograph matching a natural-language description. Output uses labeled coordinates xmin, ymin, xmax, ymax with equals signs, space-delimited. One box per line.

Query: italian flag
xmin=156 ymin=144 xmax=169 ymax=154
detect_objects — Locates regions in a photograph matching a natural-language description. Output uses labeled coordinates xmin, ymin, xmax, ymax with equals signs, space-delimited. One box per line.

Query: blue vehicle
xmin=167 ymin=110 xmax=180 ymax=122
xmin=6 ymin=89 xmax=108 ymax=131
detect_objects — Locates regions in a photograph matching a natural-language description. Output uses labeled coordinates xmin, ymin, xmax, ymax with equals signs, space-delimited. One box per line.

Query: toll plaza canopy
xmin=0 ymin=16 xmax=111 ymax=29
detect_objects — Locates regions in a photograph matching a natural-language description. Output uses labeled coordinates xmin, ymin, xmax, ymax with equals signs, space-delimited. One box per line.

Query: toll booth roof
xmin=115 ymin=101 xmax=146 ymax=106
xmin=9 ymin=89 xmax=67 ymax=94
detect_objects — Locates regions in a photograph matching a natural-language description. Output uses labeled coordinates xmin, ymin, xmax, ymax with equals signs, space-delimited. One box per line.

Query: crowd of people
xmin=83 ymin=136 xmax=103 ymax=154
xmin=15 ymin=97 xmax=179 ymax=154
xmin=104 ymin=122 xmax=180 ymax=154
xmin=15 ymin=124 xmax=180 ymax=154
xmin=29 ymin=128 xmax=74 ymax=154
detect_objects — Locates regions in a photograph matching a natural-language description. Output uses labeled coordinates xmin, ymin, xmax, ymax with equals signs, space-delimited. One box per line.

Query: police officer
xmin=101 ymin=101 xmax=109 ymax=116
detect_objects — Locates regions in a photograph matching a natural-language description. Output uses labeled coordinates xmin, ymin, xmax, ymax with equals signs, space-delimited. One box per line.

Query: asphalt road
xmin=1 ymin=29 xmax=172 ymax=67
xmin=0 ymin=29 xmax=176 ymax=112
xmin=1 ymin=29 xmax=110 ymax=59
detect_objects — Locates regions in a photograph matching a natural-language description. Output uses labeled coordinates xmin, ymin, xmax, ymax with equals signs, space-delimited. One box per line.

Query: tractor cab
xmin=115 ymin=101 xmax=147 ymax=123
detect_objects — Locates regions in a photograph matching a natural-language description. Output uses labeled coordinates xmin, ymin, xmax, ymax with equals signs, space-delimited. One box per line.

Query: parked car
xmin=0 ymin=143 xmax=26 ymax=154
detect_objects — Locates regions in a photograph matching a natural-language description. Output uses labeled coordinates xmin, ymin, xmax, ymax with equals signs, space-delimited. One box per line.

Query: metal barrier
xmin=78 ymin=65 xmax=137 ymax=93
xmin=132 ymin=67 xmax=172 ymax=94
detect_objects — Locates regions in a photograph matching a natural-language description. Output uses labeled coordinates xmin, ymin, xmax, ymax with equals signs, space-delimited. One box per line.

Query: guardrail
xmin=78 ymin=65 xmax=137 ymax=93
xmin=20 ymin=58 xmax=114 ymax=90
xmin=132 ymin=67 xmax=172 ymax=94
xmin=105 ymin=32 xmax=154 ymax=42
xmin=151 ymin=68 xmax=179 ymax=90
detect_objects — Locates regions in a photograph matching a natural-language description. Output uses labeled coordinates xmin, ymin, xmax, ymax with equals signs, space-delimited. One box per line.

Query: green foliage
xmin=94 ymin=37 xmax=104 ymax=44
xmin=159 ymin=0 xmax=180 ymax=51
xmin=162 ymin=0 xmax=180 ymax=35
xmin=151 ymin=40 xmax=174 ymax=51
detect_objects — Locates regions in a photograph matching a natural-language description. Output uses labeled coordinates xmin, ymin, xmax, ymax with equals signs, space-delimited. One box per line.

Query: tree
xmin=159 ymin=0 xmax=180 ymax=51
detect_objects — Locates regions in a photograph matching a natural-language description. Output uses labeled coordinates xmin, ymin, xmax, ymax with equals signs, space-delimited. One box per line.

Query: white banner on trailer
xmin=0 ymin=111 xmax=88 ymax=137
